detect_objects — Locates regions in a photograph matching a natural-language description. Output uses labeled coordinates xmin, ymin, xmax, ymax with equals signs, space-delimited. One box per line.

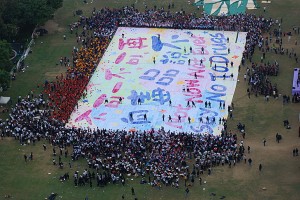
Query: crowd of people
xmin=245 ymin=61 xmax=279 ymax=98
xmin=67 ymin=128 xmax=245 ymax=188
xmin=45 ymin=5 xmax=275 ymax=121
xmin=292 ymin=93 xmax=300 ymax=103
xmin=1 ymin=5 xmax=280 ymax=188
xmin=0 ymin=88 xmax=249 ymax=188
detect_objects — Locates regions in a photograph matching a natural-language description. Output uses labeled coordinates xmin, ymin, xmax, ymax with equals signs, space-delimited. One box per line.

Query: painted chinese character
xmin=152 ymin=34 xmax=189 ymax=51
xmin=105 ymin=96 xmax=124 ymax=108
xmin=105 ymin=68 xmax=130 ymax=80
xmin=127 ymin=90 xmax=151 ymax=105
xmin=160 ymin=51 xmax=188 ymax=65
xmin=93 ymin=113 xmax=107 ymax=121
xmin=121 ymin=110 xmax=151 ymax=124
xmin=75 ymin=109 xmax=92 ymax=125
xmin=152 ymin=87 xmax=171 ymax=105
xmin=119 ymin=37 xmax=147 ymax=50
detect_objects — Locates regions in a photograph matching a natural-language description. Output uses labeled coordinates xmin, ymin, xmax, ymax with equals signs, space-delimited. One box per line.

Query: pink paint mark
xmin=75 ymin=110 xmax=92 ymax=125
xmin=185 ymin=80 xmax=200 ymax=87
xmin=105 ymin=69 xmax=125 ymax=80
xmin=112 ymin=82 xmax=123 ymax=93
xmin=86 ymin=83 xmax=101 ymax=91
xmin=126 ymin=59 xmax=139 ymax=65
xmin=115 ymin=52 xmax=126 ymax=64
xmin=165 ymin=122 xmax=183 ymax=129
xmin=119 ymin=72 xmax=131 ymax=75
xmin=105 ymin=96 xmax=123 ymax=108
xmin=186 ymin=96 xmax=203 ymax=103
xmin=94 ymin=113 xmax=107 ymax=121
xmin=93 ymin=94 xmax=107 ymax=108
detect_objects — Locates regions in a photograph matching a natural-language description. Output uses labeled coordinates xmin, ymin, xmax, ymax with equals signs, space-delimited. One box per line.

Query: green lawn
xmin=0 ymin=0 xmax=300 ymax=200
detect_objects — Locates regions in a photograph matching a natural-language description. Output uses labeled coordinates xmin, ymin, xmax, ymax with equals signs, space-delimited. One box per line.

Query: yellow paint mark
xmin=177 ymin=80 xmax=185 ymax=85
xmin=115 ymin=110 xmax=123 ymax=114
xmin=111 ymin=122 xmax=119 ymax=127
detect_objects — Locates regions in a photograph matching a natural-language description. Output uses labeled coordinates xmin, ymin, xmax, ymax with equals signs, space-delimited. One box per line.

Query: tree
xmin=47 ymin=0 xmax=63 ymax=9
xmin=17 ymin=0 xmax=54 ymax=28
xmin=0 ymin=0 xmax=19 ymax=40
xmin=0 ymin=0 xmax=63 ymax=41
xmin=0 ymin=69 xmax=10 ymax=91
xmin=0 ymin=40 xmax=13 ymax=72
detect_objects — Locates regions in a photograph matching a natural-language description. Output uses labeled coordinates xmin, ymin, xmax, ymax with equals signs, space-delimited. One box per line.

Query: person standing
xmin=206 ymin=116 xmax=210 ymax=124
xmin=293 ymin=149 xmax=296 ymax=156
xmin=186 ymin=101 xmax=190 ymax=107
xmin=168 ymin=115 xmax=172 ymax=122
xmin=229 ymin=112 xmax=233 ymax=119
xmin=192 ymin=101 xmax=196 ymax=107
xmin=259 ymin=164 xmax=262 ymax=171
xmin=276 ymin=133 xmax=280 ymax=143
xmin=247 ymin=88 xmax=250 ymax=98
xmin=263 ymin=138 xmax=266 ymax=146
xmin=178 ymin=115 xmax=181 ymax=122
xmin=130 ymin=112 xmax=133 ymax=120
xmin=248 ymin=158 xmax=252 ymax=166
xmin=185 ymin=187 xmax=189 ymax=197
xmin=104 ymin=98 xmax=108 ymax=104
xmin=131 ymin=187 xmax=135 ymax=195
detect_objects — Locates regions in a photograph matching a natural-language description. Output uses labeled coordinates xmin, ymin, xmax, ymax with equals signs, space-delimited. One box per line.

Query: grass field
xmin=0 ymin=0 xmax=300 ymax=200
